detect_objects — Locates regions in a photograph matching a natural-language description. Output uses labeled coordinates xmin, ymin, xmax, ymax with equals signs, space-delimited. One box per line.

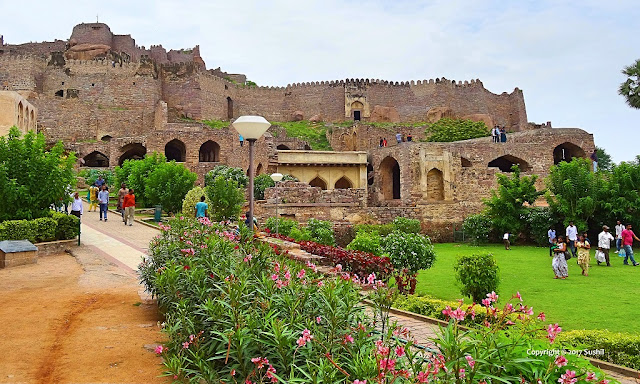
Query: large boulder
xmin=291 ymin=110 xmax=304 ymax=121
xmin=370 ymin=105 xmax=400 ymax=122
xmin=426 ymin=106 xmax=454 ymax=123
xmin=64 ymin=43 xmax=111 ymax=60
xmin=309 ymin=114 xmax=323 ymax=123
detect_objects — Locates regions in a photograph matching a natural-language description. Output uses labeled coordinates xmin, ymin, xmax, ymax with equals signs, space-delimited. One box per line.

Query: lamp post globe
xmin=232 ymin=116 xmax=271 ymax=232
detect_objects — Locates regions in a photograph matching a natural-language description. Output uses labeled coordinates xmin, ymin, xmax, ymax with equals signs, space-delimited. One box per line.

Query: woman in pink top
xmin=621 ymin=224 xmax=640 ymax=266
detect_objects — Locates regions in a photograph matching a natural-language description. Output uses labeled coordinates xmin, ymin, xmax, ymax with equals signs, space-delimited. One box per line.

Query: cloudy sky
xmin=2 ymin=0 xmax=638 ymax=162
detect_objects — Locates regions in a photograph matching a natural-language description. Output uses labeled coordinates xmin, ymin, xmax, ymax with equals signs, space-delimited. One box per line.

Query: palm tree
xmin=619 ymin=59 xmax=640 ymax=109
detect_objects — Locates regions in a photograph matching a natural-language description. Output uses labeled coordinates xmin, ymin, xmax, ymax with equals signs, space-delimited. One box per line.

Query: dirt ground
xmin=0 ymin=248 xmax=170 ymax=384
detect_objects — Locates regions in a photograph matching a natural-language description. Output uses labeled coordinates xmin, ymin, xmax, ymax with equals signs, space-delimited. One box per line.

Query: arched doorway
xmin=367 ymin=164 xmax=374 ymax=186
xmin=426 ymin=168 xmax=444 ymax=201
xmin=18 ymin=101 xmax=24 ymax=129
xmin=165 ymin=139 xmax=186 ymax=162
xmin=334 ymin=176 xmax=353 ymax=189
xmin=83 ymin=151 xmax=110 ymax=167
xmin=380 ymin=156 xmax=401 ymax=200
xmin=256 ymin=163 xmax=263 ymax=175
xmin=488 ymin=155 xmax=531 ymax=172
xmin=553 ymin=142 xmax=586 ymax=165
xmin=351 ymin=101 xmax=364 ymax=121
xmin=227 ymin=97 xmax=234 ymax=119
xmin=309 ymin=176 xmax=327 ymax=190
xmin=118 ymin=143 xmax=147 ymax=165
xmin=199 ymin=140 xmax=220 ymax=162
xmin=277 ymin=144 xmax=290 ymax=150
xmin=101 ymin=135 xmax=113 ymax=142
xmin=30 ymin=110 xmax=35 ymax=130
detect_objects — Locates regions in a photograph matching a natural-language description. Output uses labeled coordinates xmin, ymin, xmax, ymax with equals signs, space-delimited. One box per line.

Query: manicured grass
xmin=416 ymin=243 xmax=640 ymax=333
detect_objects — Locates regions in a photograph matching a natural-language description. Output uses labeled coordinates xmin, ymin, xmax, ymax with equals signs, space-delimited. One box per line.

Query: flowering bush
xmin=462 ymin=213 xmax=493 ymax=244
xmin=382 ymin=231 xmax=436 ymax=294
xmin=454 ymin=253 xmax=500 ymax=303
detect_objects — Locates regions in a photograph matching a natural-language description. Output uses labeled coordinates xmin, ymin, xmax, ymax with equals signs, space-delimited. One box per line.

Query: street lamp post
xmin=270 ymin=172 xmax=283 ymax=234
xmin=232 ymin=116 xmax=271 ymax=232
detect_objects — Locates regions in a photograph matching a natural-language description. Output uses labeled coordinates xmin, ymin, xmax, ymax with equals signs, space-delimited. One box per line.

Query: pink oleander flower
xmin=375 ymin=340 xmax=390 ymax=357
xmin=442 ymin=306 xmax=452 ymax=318
xmin=297 ymin=269 xmax=306 ymax=279
xmin=586 ymin=372 xmax=597 ymax=382
xmin=506 ymin=320 xmax=515 ymax=325
xmin=335 ymin=264 xmax=343 ymax=272
xmin=505 ymin=303 xmax=514 ymax=312
xmin=379 ymin=358 xmax=396 ymax=371
xmin=481 ymin=298 xmax=492 ymax=307
xmin=189 ymin=334 xmax=195 ymax=342
xmin=284 ymin=269 xmax=291 ymax=280
xmin=317 ymin=281 xmax=324 ymax=287
xmin=465 ymin=355 xmax=475 ymax=368
xmin=555 ymin=355 xmax=568 ymax=367
xmin=306 ymin=261 xmax=317 ymax=272
xmin=547 ymin=323 xmax=562 ymax=343
xmin=273 ymin=262 xmax=280 ymax=273
xmin=243 ymin=254 xmax=252 ymax=262
xmin=230 ymin=369 xmax=236 ymax=376
xmin=275 ymin=279 xmax=284 ymax=289
xmin=297 ymin=329 xmax=313 ymax=347
xmin=514 ymin=291 xmax=522 ymax=301
xmin=451 ymin=307 xmax=466 ymax=321
xmin=343 ymin=334 xmax=354 ymax=344
xmin=486 ymin=291 xmax=499 ymax=302
xmin=558 ymin=370 xmax=577 ymax=384
xmin=395 ymin=346 xmax=405 ymax=357
xmin=271 ymin=274 xmax=278 ymax=281
xmin=251 ymin=357 xmax=269 ymax=369
xmin=353 ymin=380 xmax=367 ymax=384
xmin=316 ymin=316 xmax=322 ymax=324
xmin=538 ymin=312 xmax=546 ymax=321
xmin=154 ymin=345 xmax=164 ymax=354
xmin=367 ymin=273 xmax=376 ymax=285
xmin=182 ymin=341 xmax=190 ymax=349
xmin=459 ymin=368 xmax=465 ymax=379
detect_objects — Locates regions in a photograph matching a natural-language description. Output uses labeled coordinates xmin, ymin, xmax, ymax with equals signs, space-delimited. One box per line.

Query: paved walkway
xmin=75 ymin=210 xmax=637 ymax=383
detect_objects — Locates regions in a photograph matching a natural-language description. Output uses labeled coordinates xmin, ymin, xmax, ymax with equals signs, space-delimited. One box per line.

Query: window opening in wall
xmin=461 ymin=157 xmax=472 ymax=167
xmin=256 ymin=163 xmax=263 ymax=175
xmin=309 ymin=176 xmax=327 ymax=190
xmin=334 ymin=176 xmax=352 ymax=189
xmin=91 ymin=83 xmax=95 ymax=87
xmin=426 ymin=168 xmax=445 ymax=201
xmin=367 ymin=164 xmax=374 ymax=186
xmin=55 ymin=90 xmax=64 ymax=97
xmin=165 ymin=139 xmax=186 ymax=162
xmin=553 ymin=142 xmax=586 ymax=165
xmin=61 ymin=81 xmax=64 ymax=85
xmin=227 ymin=97 xmax=233 ymax=119
xmin=353 ymin=110 xmax=361 ymax=121
xmin=276 ymin=144 xmax=290 ymax=150
xmin=101 ymin=135 xmax=113 ymax=142
xmin=380 ymin=156 xmax=401 ymax=200
xmin=199 ymin=140 xmax=220 ymax=162
xmin=488 ymin=155 xmax=531 ymax=172
xmin=118 ymin=143 xmax=146 ymax=166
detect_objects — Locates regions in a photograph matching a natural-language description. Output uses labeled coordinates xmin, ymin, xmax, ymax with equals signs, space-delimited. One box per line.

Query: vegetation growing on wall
xmin=272 ymin=121 xmax=333 ymax=150
xmin=424 ymin=118 xmax=489 ymax=142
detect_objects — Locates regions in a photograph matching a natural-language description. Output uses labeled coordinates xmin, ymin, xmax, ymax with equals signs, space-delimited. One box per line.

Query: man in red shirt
xmin=123 ymin=189 xmax=136 ymax=226
xmin=621 ymin=224 xmax=640 ymax=266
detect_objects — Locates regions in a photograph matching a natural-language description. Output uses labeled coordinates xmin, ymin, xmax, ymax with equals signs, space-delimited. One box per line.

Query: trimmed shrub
xmin=454 ymin=253 xmax=499 ymax=303
xmin=346 ymin=231 xmax=383 ymax=256
xmin=205 ymin=177 xmax=245 ymax=222
xmin=51 ymin=212 xmax=80 ymax=240
xmin=264 ymin=217 xmax=299 ymax=237
xmin=307 ymin=218 xmax=335 ymax=245
xmin=382 ymin=231 xmax=436 ymax=274
xmin=0 ymin=213 xmax=78 ymax=242
xmin=558 ymin=329 xmax=640 ymax=370
xmin=355 ymin=223 xmax=394 ymax=237
xmin=181 ymin=186 xmax=212 ymax=216
xmin=31 ymin=217 xmax=57 ymax=243
xmin=392 ymin=217 xmax=421 ymax=234
xmin=0 ymin=220 xmax=34 ymax=242
xmin=462 ymin=213 xmax=493 ymax=244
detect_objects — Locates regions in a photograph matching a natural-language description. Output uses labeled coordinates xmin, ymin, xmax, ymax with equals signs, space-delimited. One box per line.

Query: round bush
xmin=382 ymin=231 xmax=436 ymax=274
xmin=346 ymin=231 xmax=383 ymax=256
xmin=454 ymin=253 xmax=499 ymax=303
xmin=181 ymin=186 xmax=212 ymax=216
xmin=462 ymin=213 xmax=493 ymax=244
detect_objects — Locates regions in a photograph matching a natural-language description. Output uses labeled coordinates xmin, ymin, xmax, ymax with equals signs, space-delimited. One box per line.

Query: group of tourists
xmin=547 ymin=220 xmax=639 ymax=279
xmin=491 ymin=126 xmax=508 ymax=143
xmin=378 ymin=133 xmax=413 ymax=147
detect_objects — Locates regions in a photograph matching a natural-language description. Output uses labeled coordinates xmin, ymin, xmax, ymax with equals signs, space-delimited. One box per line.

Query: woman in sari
xmin=553 ymin=235 xmax=569 ymax=279
xmin=576 ymin=234 xmax=591 ymax=276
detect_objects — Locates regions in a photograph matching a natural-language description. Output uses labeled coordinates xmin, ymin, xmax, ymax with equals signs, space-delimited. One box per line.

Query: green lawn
xmin=416 ymin=243 xmax=640 ymax=333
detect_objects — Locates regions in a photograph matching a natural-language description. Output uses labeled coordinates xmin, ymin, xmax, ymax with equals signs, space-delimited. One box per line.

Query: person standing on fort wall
xmin=379 ymin=138 xmax=383 ymax=147
xmin=396 ymin=132 xmax=402 ymax=144
xmin=590 ymin=150 xmax=598 ymax=172
xmin=500 ymin=127 xmax=507 ymax=143
xmin=239 ymin=134 xmax=244 ymax=147
xmin=407 ymin=133 xmax=413 ymax=142
xmin=492 ymin=126 xmax=499 ymax=143
xmin=382 ymin=138 xmax=387 ymax=147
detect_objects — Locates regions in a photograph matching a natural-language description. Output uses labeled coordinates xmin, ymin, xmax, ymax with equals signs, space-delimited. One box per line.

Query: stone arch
xmin=101 ymin=135 xmax=112 ymax=142
xmin=55 ymin=90 xmax=64 ymax=97
xmin=334 ymin=176 xmax=353 ymax=189
xmin=199 ymin=140 xmax=220 ymax=162
xmin=256 ymin=163 xmax=263 ymax=175
xmin=304 ymin=144 xmax=311 ymax=150
xmin=276 ymin=144 xmax=290 ymax=150
xmin=367 ymin=164 xmax=374 ymax=186
xmin=18 ymin=101 xmax=24 ymax=129
xmin=461 ymin=157 xmax=472 ymax=167
xmin=553 ymin=142 xmax=586 ymax=165
xmin=30 ymin=109 xmax=35 ymax=130
xmin=380 ymin=156 xmax=401 ymax=200
xmin=426 ymin=168 xmax=444 ymax=201
xmin=83 ymin=151 xmax=110 ymax=167
xmin=118 ymin=143 xmax=146 ymax=165
xmin=351 ymin=101 xmax=364 ymax=121
xmin=226 ymin=97 xmax=233 ymax=119
xmin=309 ymin=176 xmax=327 ymax=190
xmin=165 ymin=139 xmax=186 ymax=162
xmin=488 ymin=155 xmax=531 ymax=172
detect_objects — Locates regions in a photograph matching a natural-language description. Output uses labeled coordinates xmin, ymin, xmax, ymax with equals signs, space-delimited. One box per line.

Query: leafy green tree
xmin=254 ymin=173 xmax=275 ymax=200
xmin=204 ymin=165 xmax=248 ymax=188
xmin=599 ymin=156 xmax=640 ymax=229
xmin=115 ymin=152 xmax=166 ymax=207
xmin=79 ymin=169 xmax=115 ymax=187
xmin=425 ymin=118 xmax=489 ymax=142
xmin=182 ymin=186 xmax=212 ymax=215
xmin=454 ymin=253 xmax=499 ymax=303
xmin=484 ymin=165 xmax=544 ymax=235
xmin=595 ymin=146 xmax=613 ymax=172
xmin=145 ymin=161 xmax=197 ymax=213
xmin=545 ymin=158 xmax=604 ymax=230
xmin=0 ymin=127 xmax=76 ymax=220
xmin=619 ymin=59 xmax=640 ymax=109
xmin=205 ymin=176 xmax=245 ymax=221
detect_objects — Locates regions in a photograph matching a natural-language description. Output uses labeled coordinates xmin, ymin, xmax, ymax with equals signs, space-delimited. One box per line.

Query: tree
xmin=545 ymin=158 xmax=604 ymax=230
xmin=205 ymin=176 xmax=245 ymax=221
xmin=425 ymin=118 xmax=489 ymax=142
xmin=619 ymin=58 xmax=640 ymax=109
xmin=599 ymin=156 xmax=640 ymax=229
xmin=145 ymin=161 xmax=197 ymax=213
xmin=454 ymin=253 xmax=499 ymax=303
xmin=254 ymin=173 xmax=275 ymax=200
xmin=0 ymin=127 xmax=76 ymax=220
xmin=595 ymin=146 xmax=613 ymax=172
xmin=484 ymin=165 xmax=544 ymax=235
xmin=204 ymin=165 xmax=248 ymax=188
xmin=182 ymin=186 xmax=212 ymax=215
xmin=115 ymin=152 xmax=166 ymax=207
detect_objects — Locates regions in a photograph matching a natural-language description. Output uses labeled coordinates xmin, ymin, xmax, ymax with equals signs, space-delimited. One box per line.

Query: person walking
xmin=395 ymin=132 xmax=402 ymax=144
xmin=70 ymin=192 xmax=83 ymax=218
xmin=95 ymin=175 xmax=105 ymax=190
xmin=590 ymin=150 xmax=598 ymax=172
xmin=597 ymin=225 xmax=614 ymax=266
xmin=89 ymin=183 xmax=99 ymax=211
xmin=552 ymin=236 xmax=569 ymax=279
xmin=576 ymin=234 xmax=591 ymax=276
xmin=548 ymin=227 xmax=556 ymax=256
xmin=566 ymin=221 xmax=578 ymax=259
xmin=98 ymin=185 xmax=109 ymax=221
xmin=621 ymin=224 xmax=640 ymax=266
xmin=194 ymin=196 xmax=208 ymax=218
xmin=615 ymin=220 xmax=625 ymax=255
xmin=123 ymin=188 xmax=136 ymax=226
xmin=503 ymin=231 xmax=511 ymax=250
xmin=118 ymin=183 xmax=128 ymax=223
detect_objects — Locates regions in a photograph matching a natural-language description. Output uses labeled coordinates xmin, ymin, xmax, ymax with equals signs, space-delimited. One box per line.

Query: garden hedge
xmin=0 ymin=212 xmax=79 ymax=243
xmin=558 ymin=330 xmax=640 ymax=370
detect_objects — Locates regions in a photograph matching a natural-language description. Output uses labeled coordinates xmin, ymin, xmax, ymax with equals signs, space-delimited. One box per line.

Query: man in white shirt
xmin=566 ymin=221 xmax=578 ymax=259
xmin=548 ymin=227 xmax=556 ymax=256
xmin=598 ymin=225 xmax=615 ymax=266
xmin=615 ymin=220 xmax=625 ymax=253
xmin=70 ymin=192 xmax=83 ymax=219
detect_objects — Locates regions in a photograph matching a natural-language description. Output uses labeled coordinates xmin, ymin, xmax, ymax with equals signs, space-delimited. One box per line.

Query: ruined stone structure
xmin=0 ymin=23 xmax=595 ymax=237
xmin=0 ymin=91 xmax=37 ymax=135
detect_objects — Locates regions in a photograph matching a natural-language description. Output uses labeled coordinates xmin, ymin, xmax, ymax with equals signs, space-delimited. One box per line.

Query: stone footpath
xmin=78 ymin=211 xmax=638 ymax=383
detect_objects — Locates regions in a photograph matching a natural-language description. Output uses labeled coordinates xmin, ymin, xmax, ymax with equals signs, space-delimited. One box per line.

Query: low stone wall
xmin=36 ymin=239 xmax=78 ymax=257
xmin=264 ymin=181 xmax=366 ymax=206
